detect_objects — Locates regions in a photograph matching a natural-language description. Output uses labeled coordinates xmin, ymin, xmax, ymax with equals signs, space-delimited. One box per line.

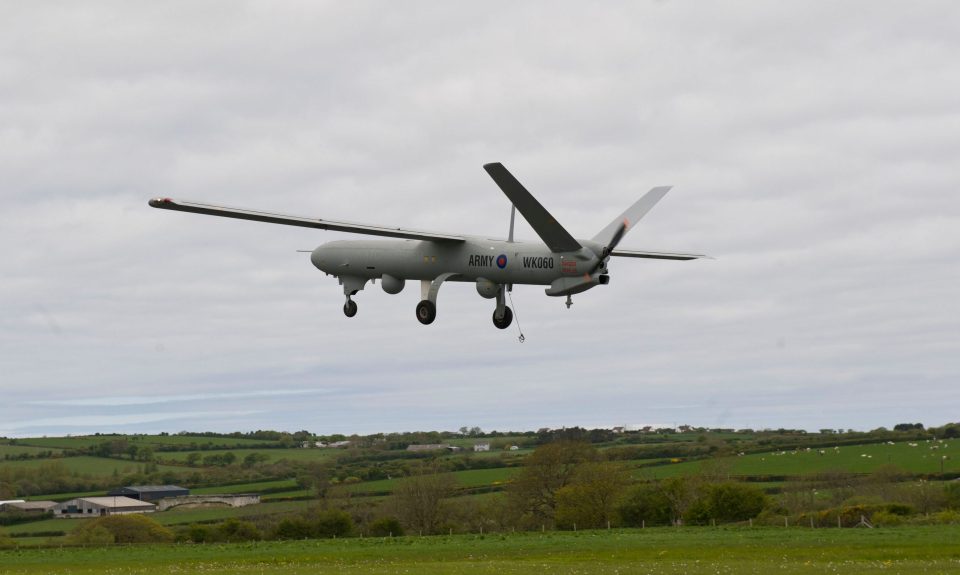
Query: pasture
xmin=642 ymin=439 xmax=956 ymax=479
xmin=0 ymin=456 xmax=183 ymax=477
xmin=2 ymin=526 xmax=959 ymax=574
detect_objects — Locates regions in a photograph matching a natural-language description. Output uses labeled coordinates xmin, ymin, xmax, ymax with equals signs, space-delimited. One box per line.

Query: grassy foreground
xmin=3 ymin=527 xmax=960 ymax=574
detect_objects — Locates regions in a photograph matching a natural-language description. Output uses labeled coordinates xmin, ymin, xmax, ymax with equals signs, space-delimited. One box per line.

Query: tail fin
xmin=592 ymin=186 xmax=671 ymax=245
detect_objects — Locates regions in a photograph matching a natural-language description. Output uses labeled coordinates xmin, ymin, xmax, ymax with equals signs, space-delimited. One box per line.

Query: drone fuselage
xmin=310 ymin=237 xmax=605 ymax=288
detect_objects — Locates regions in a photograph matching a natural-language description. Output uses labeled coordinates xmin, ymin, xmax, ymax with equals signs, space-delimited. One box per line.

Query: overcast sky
xmin=2 ymin=2 xmax=958 ymax=438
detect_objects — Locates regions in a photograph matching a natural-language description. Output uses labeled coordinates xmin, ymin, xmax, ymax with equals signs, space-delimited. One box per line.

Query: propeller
xmin=588 ymin=218 xmax=629 ymax=275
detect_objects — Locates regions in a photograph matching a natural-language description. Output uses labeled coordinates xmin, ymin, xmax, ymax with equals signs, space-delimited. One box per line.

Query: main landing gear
xmin=343 ymin=298 xmax=358 ymax=318
xmin=415 ymin=300 xmax=437 ymax=325
xmin=492 ymin=306 xmax=513 ymax=329
xmin=492 ymin=285 xmax=513 ymax=329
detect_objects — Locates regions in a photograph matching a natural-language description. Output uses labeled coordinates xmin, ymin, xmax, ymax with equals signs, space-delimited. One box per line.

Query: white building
xmin=473 ymin=442 xmax=491 ymax=452
xmin=53 ymin=496 xmax=156 ymax=518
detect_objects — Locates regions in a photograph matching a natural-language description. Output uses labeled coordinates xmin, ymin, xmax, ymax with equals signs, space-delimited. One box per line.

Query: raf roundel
xmin=496 ymin=254 xmax=508 ymax=269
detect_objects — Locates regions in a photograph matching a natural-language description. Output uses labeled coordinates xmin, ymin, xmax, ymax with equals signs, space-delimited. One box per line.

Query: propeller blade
xmin=588 ymin=219 xmax=629 ymax=275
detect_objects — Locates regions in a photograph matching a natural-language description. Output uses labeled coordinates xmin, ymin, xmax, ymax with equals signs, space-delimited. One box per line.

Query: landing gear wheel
xmin=415 ymin=300 xmax=437 ymax=325
xmin=492 ymin=306 xmax=513 ymax=329
xmin=343 ymin=300 xmax=358 ymax=318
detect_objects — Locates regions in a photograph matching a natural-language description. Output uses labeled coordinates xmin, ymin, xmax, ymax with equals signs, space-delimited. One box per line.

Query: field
xmin=2 ymin=527 xmax=959 ymax=574
xmin=13 ymin=435 xmax=282 ymax=450
xmin=0 ymin=456 xmax=184 ymax=477
xmin=642 ymin=439 xmax=957 ymax=479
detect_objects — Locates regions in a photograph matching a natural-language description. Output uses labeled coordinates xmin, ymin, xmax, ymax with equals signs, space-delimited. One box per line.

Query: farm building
xmin=53 ymin=496 xmax=156 ymax=518
xmin=1 ymin=500 xmax=57 ymax=514
xmin=473 ymin=442 xmax=491 ymax=452
xmin=107 ymin=485 xmax=189 ymax=502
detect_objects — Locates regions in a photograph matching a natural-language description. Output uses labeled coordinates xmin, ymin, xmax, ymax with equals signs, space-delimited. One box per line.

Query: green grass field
xmin=0 ymin=445 xmax=63 ymax=457
xmin=0 ymin=456 xmax=184 ymax=477
xmin=641 ymin=439 xmax=957 ymax=479
xmin=157 ymin=447 xmax=339 ymax=464
xmin=2 ymin=527 xmax=959 ymax=574
xmin=12 ymin=434 xmax=282 ymax=450
xmin=345 ymin=467 xmax=520 ymax=496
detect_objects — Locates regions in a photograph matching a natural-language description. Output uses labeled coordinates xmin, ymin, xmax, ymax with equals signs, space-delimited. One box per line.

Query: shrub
xmin=871 ymin=510 xmax=904 ymax=527
xmin=272 ymin=517 xmax=314 ymax=540
xmin=218 ymin=518 xmax=261 ymax=542
xmin=0 ymin=530 xmax=17 ymax=550
xmin=945 ymin=482 xmax=960 ymax=510
xmin=67 ymin=524 xmax=115 ymax=546
xmin=71 ymin=515 xmax=174 ymax=544
xmin=313 ymin=509 xmax=354 ymax=538
xmin=687 ymin=483 xmax=768 ymax=524
xmin=617 ymin=484 xmax=672 ymax=527
xmin=368 ymin=517 xmax=404 ymax=537
xmin=932 ymin=510 xmax=960 ymax=524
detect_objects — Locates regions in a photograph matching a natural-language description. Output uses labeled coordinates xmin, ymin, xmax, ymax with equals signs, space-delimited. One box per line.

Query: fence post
xmin=810 ymin=516 xmax=814 ymax=528
xmin=784 ymin=516 xmax=789 ymax=527
xmin=837 ymin=516 xmax=841 ymax=528
xmin=642 ymin=520 xmax=645 ymax=529
xmin=749 ymin=518 xmax=752 ymax=527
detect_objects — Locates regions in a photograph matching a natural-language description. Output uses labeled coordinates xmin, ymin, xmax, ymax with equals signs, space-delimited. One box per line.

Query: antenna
xmin=508 ymin=204 xmax=516 ymax=243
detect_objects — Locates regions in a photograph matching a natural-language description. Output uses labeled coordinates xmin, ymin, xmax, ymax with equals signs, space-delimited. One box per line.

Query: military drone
xmin=150 ymin=163 xmax=705 ymax=329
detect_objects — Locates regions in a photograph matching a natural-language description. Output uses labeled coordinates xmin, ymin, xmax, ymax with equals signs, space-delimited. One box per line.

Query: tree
xmin=618 ymin=484 xmax=673 ymax=527
xmin=507 ymin=441 xmax=598 ymax=526
xmin=392 ymin=463 xmax=456 ymax=534
xmin=687 ymin=482 xmax=767 ymax=524
xmin=659 ymin=476 xmax=701 ymax=525
xmin=554 ymin=461 xmax=631 ymax=529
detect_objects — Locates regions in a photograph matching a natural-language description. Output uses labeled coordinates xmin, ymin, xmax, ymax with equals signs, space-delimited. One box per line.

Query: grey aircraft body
xmin=150 ymin=163 xmax=706 ymax=329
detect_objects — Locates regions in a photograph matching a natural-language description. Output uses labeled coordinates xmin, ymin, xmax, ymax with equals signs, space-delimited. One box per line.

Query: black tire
xmin=415 ymin=300 xmax=436 ymax=325
xmin=492 ymin=306 xmax=513 ymax=329
xmin=343 ymin=300 xmax=358 ymax=318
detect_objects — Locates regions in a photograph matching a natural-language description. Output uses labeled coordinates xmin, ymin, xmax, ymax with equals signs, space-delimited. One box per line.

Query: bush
xmin=368 ymin=517 xmax=404 ymax=537
xmin=314 ymin=509 xmax=354 ymax=538
xmin=218 ymin=518 xmax=261 ymax=542
xmin=945 ymin=482 xmax=960 ymax=510
xmin=617 ymin=484 xmax=672 ymax=527
xmin=870 ymin=510 xmax=905 ymax=527
xmin=272 ymin=517 xmax=314 ymax=540
xmin=932 ymin=510 xmax=960 ymax=524
xmin=0 ymin=530 xmax=16 ymax=550
xmin=687 ymin=483 xmax=767 ymax=524
xmin=67 ymin=524 xmax=115 ymax=546
xmin=71 ymin=515 xmax=174 ymax=545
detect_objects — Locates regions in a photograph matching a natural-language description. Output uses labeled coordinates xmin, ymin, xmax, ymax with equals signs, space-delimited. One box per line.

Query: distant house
xmin=473 ymin=442 xmax=491 ymax=452
xmin=327 ymin=441 xmax=352 ymax=449
xmin=107 ymin=485 xmax=189 ymax=502
xmin=406 ymin=444 xmax=460 ymax=452
xmin=2 ymin=501 xmax=56 ymax=514
xmin=53 ymin=496 xmax=155 ymax=518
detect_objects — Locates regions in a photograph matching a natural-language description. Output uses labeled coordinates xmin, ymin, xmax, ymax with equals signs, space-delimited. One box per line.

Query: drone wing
xmin=148 ymin=198 xmax=466 ymax=243
xmin=483 ymin=163 xmax=582 ymax=253
xmin=610 ymin=249 xmax=708 ymax=261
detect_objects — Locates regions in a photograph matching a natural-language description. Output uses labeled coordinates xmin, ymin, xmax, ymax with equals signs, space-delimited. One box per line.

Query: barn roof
xmin=80 ymin=496 xmax=156 ymax=508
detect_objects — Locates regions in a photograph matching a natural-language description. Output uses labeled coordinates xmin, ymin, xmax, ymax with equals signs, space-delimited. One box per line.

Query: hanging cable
xmin=507 ymin=289 xmax=525 ymax=343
